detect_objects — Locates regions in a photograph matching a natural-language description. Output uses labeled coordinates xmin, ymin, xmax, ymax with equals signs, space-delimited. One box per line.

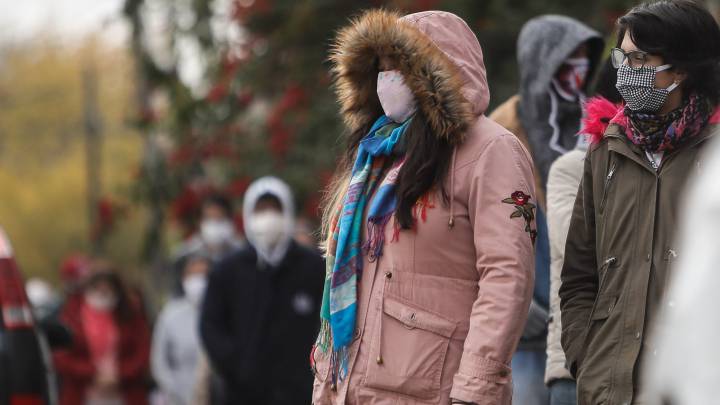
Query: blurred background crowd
xmin=2 ymin=0 xmax=720 ymax=404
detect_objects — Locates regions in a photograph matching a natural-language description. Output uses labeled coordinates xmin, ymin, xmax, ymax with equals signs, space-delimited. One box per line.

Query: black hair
xmin=202 ymin=194 xmax=233 ymax=218
xmin=395 ymin=113 xmax=453 ymax=228
xmin=341 ymin=111 xmax=453 ymax=229
xmin=256 ymin=193 xmax=283 ymax=211
xmin=617 ymin=0 xmax=720 ymax=103
xmin=85 ymin=271 xmax=133 ymax=322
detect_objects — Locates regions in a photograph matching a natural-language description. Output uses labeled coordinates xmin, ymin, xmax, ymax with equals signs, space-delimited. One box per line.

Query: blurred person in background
xmin=200 ymin=176 xmax=324 ymax=404
xmin=175 ymin=194 xmax=243 ymax=263
xmin=59 ymin=254 xmax=92 ymax=292
xmin=25 ymin=277 xmax=60 ymax=321
xmin=643 ymin=138 xmax=720 ymax=404
xmin=54 ymin=254 xmax=92 ymax=308
xmin=543 ymin=59 xmax=623 ymax=405
xmin=545 ymin=143 xmax=589 ymax=405
xmin=293 ymin=216 xmax=318 ymax=249
xmin=559 ymin=1 xmax=720 ymax=403
xmin=313 ymin=10 xmax=535 ymax=405
xmin=151 ymin=253 xmax=211 ymax=405
xmin=490 ymin=15 xmax=604 ymax=405
xmin=53 ymin=270 xmax=151 ymax=405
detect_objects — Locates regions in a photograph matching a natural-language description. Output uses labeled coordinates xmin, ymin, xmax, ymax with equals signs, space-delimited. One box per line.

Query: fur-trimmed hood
xmin=330 ymin=9 xmax=489 ymax=144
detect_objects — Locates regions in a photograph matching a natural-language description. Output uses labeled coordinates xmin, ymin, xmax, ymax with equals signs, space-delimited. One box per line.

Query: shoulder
xmin=549 ymin=149 xmax=586 ymax=178
xmin=456 ymin=115 xmax=531 ymax=169
xmin=210 ymin=248 xmax=256 ymax=279
xmin=489 ymin=95 xmax=528 ymax=144
xmin=157 ymin=299 xmax=191 ymax=324
xmin=287 ymin=242 xmax=325 ymax=270
xmin=488 ymin=95 xmax=520 ymax=127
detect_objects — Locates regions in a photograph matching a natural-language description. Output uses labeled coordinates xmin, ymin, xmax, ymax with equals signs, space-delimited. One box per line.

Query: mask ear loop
xmin=654 ymin=64 xmax=680 ymax=92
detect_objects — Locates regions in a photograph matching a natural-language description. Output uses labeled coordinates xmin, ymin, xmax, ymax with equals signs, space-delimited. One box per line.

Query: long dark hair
xmin=327 ymin=111 xmax=454 ymax=231
xmin=85 ymin=271 xmax=134 ymax=323
xmin=617 ymin=0 xmax=720 ymax=103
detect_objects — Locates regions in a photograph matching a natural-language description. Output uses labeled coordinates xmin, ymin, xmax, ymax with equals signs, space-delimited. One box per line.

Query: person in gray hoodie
xmin=151 ymin=252 xmax=212 ymax=405
xmin=490 ymin=15 xmax=604 ymax=405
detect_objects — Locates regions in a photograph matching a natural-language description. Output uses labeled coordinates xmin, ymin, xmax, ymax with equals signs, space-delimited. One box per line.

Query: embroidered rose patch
xmin=502 ymin=191 xmax=537 ymax=244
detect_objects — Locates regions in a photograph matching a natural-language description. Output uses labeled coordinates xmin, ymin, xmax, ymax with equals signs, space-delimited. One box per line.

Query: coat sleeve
xmin=118 ymin=310 xmax=151 ymax=381
xmin=545 ymin=150 xmax=585 ymax=382
xmin=150 ymin=306 xmax=182 ymax=402
xmin=53 ymin=337 xmax=96 ymax=382
xmin=199 ymin=264 xmax=237 ymax=380
xmin=52 ymin=307 xmax=96 ymax=382
xmin=450 ymin=134 xmax=535 ymax=405
xmin=559 ymin=150 xmax=598 ymax=377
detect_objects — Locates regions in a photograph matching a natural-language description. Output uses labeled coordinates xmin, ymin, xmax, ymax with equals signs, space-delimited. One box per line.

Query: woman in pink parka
xmin=312 ymin=10 xmax=536 ymax=405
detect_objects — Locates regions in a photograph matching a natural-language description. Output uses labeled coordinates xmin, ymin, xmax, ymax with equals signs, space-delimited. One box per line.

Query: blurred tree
xmin=0 ymin=38 xmax=146 ymax=283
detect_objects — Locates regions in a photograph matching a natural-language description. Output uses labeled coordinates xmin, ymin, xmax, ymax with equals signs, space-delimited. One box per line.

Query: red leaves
xmin=267 ymin=84 xmax=307 ymax=162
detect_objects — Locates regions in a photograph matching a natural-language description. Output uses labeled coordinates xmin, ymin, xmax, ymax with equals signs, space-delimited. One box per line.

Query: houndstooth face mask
xmin=616 ymin=63 xmax=679 ymax=112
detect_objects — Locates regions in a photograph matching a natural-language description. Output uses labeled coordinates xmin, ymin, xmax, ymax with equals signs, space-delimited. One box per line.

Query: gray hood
xmin=242 ymin=176 xmax=295 ymax=267
xmin=517 ymin=15 xmax=603 ymax=186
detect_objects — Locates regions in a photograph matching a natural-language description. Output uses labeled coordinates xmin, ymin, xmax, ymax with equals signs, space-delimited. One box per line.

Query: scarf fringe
xmin=316 ymin=322 xmax=350 ymax=387
xmin=363 ymin=214 xmax=393 ymax=261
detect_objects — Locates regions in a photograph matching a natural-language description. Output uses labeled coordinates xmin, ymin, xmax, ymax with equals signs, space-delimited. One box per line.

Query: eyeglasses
xmin=610 ymin=47 xmax=650 ymax=70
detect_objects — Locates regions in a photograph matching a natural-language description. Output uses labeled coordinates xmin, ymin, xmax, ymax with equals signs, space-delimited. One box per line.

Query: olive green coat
xmin=559 ymin=121 xmax=718 ymax=405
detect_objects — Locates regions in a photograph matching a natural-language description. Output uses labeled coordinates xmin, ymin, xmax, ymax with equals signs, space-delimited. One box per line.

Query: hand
xmin=95 ymin=370 xmax=118 ymax=390
xmin=94 ymin=358 xmax=118 ymax=391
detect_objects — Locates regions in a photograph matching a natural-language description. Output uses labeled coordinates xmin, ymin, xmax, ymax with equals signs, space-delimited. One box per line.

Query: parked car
xmin=0 ymin=227 xmax=57 ymax=405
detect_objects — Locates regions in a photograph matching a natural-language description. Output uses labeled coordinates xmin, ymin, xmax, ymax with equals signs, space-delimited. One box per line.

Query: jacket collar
xmin=604 ymin=123 xmax=717 ymax=174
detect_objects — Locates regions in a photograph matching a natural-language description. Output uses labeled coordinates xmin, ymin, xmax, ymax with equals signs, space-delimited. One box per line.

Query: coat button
xmin=635 ymin=332 xmax=641 ymax=339
xmin=376 ymin=356 xmax=384 ymax=364
xmin=646 ymin=253 xmax=651 ymax=262
xmin=385 ymin=271 xmax=392 ymax=279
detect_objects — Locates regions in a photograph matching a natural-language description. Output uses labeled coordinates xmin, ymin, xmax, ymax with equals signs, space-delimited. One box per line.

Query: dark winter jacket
xmin=199 ymin=241 xmax=324 ymax=405
xmin=560 ymin=109 xmax=720 ymax=405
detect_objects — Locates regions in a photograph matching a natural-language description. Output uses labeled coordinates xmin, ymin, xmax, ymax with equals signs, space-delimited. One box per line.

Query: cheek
xmin=654 ymin=71 xmax=675 ymax=88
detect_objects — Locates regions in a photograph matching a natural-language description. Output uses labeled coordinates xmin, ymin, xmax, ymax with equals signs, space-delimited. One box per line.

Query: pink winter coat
xmin=312 ymin=10 xmax=536 ymax=405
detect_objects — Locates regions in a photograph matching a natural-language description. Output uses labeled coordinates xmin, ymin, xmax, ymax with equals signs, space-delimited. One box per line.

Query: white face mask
xmin=85 ymin=291 xmax=117 ymax=312
xmin=182 ymin=274 xmax=207 ymax=305
xmin=248 ymin=211 xmax=286 ymax=254
xmin=377 ymin=70 xmax=417 ymax=123
xmin=200 ymin=219 xmax=235 ymax=248
xmin=552 ymin=57 xmax=590 ymax=102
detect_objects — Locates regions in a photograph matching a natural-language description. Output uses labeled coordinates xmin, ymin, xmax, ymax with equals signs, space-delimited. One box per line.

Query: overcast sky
xmin=0 ymin=0 xmax=129 ymax=45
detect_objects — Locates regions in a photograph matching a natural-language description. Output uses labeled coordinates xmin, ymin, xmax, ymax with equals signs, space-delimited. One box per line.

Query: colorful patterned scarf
xmin=317 ymin=115 xmax=410 ymax=381
xmin=624 ymin=94 xmax=712 ymax=153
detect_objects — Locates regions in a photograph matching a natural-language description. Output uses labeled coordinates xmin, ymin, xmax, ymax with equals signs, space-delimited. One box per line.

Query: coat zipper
xmin=585 ymin=256 xmax=617 ymax=329
xmin=600 ymin=161 xmax=617 ymax=213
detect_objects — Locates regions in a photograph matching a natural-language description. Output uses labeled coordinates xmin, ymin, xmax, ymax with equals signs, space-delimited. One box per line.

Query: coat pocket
xmin=364 ymin=295 xmax=456 ymax=400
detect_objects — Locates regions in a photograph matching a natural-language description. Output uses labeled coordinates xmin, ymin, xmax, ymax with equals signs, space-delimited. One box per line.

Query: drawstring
xmin=448 ymin=147 xmax=457 ymax=229
xmin=548 ymin=88 xmax=570 ymax=155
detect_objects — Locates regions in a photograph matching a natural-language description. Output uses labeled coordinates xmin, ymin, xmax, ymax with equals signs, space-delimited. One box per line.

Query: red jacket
xmin=53 ymin=294 xmax=150 ymax=405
